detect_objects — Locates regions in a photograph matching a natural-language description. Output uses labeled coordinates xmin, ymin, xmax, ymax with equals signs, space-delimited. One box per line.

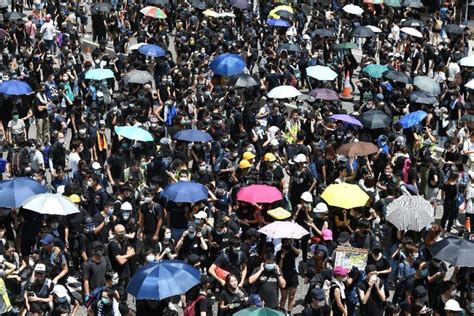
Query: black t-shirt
xmin=77 ymin=232 xmax=94 ymax=258
xmin=291 ymin=168 xmax=314 ymax=192
xmin=218 ymin=287 xmax=248 ymax=316
xmin=139 ymin=202 xmax=163 ymax=235
xmin=214 ymin=249 xmax=248 ymax=279
xmin=83 ymin=256 xmax=109 ymax=291
xmin=191 ymin=171 xmax=214 ymax=186
xmin=302 ymin=305 xmax=331 ymax=316
xmin=251 ymin=268 xmax=280 ymax=308
xmin=167 ymin=201 xmax=188 ymax=229
xmin=357 ymin=279 xmax=385 ymax=315
xmin=367 ymin=255 xmax=390 ymax=280
xmin=275 ymin=249 xmax=298 ymax=279
xmin=93 ymin=213 xmax=112 ymax=244
xmin=195 ymin=295 xmax=213 ymax=316
xmin=107 ymin=238 xmax=130 ymax=279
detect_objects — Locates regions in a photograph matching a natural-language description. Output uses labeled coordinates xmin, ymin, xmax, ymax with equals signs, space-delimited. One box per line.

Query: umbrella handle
xmin=46 ymin=184 xmax=55 ymax=194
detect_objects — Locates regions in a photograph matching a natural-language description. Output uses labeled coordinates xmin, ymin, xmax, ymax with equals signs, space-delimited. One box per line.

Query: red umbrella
xmin=237 ymin=184 xmax=283 ymax=204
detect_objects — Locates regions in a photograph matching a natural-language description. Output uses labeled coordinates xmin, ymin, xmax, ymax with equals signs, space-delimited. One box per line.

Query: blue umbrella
xmin=174 ymin=129 xmax=213 ymax=142
xmin=210 ymin=53 xmax=246 ymax=77
xmin=398 ymin=110 xmax=428 ymax=129
xmin=162 ymin=181 xmax=208 ymax=203
xmin=114 ymin=126 xmax=154 ymax=142
xmin=127 ymin=260 xmax=200 ymax=300
xmin=266 ymin=18 xmax=290 ymax=27
xmin=85 ymin=69 xmax=115 ymax=81
xmin=138 ymin=44 xmax=166 ymax=58
xmin=0 ymin=80 xmax=32 ymax=95
xmin=0 ymin=177 xmax=47 ymax=208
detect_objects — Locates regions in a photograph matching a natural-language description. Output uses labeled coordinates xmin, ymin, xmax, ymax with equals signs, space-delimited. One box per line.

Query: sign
xmin=334 ymin=246 xmax=368 ymax=271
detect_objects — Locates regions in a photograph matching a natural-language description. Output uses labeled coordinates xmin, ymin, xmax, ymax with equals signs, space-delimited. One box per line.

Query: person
xmin=209 ymin=236 xmax=248 ymax=287
xmin=357 ymin=264 xmax=386 ymax=315
xmin=445 ymin=299 xmax=463 ymax=316
xmin=329 ymin=266 xmax=349 ymax=316
xmin=83 ymin=241 xmax=111 ymax=306
xmin=24 ymin=263 xmax=53 ymax=315
xmin=302 ymin=288 xmax=331 ymax=316
xmin=277 ymin=238 xmax=300 ymax=314
xmin=218 ymin=274 xmax=247 ymax=315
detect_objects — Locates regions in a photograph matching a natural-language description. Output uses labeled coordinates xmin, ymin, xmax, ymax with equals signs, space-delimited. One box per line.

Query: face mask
xmin=87 ymin=180 xmax=93 ymax=187
xmin=122 ymin=212 xmax=130 ymax=220
xmin=188 ymin=232 xmax=196 ymax=239
xmin=101 ymin=298 xmax=111 ymax=305
xmin=372 ymin=249 xmax=381 ymax=256
xmin=12 ymin=115 xmax=19 ymax=121
xmin=179 ymin=177 xmax=188 ymax=181
xmin=94 ymin=249 xmax=103 ymax=257
xmin=116 ymin=232 xmax=125 ymax=239
xmin=194 ymin=218 xmax=201 ymax=225
xmin=264 ymin=263 xmax=275 ymax=271
xmin=216 ymin=230 xmax=224 ymax=235
xmin=107 ymin=208 xmax=114 ymax=216
xmin=164 ymin=232 xmax=172 ymax=239
xmin=50 ymin=223 xmax=59 ymax=230
xmin=232 ymin=246 xmax=241 ymax=253
xmin=144 ymin=197 xmax=152 ymax=203
xmin=146 ymin=255 xmax=155 ymax=263
xmin=198 ymin=166 xmax=206 ymax=173
xmin=58 ymin=138 xmax=65 ymax=144
xmin=316 ymin=300 xmax=326 ymax=307
xmin=216 ymin=188 xmax=225 ymax=195
xmin=421 ymin=268 xmax=429 ymax=277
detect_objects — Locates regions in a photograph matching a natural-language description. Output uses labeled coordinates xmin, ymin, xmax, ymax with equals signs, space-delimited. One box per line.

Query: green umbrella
xmin=234 ymin=307 xmax=285 ymax=316
xmin=335 ymin=42 xmax=357 ymax=50
xmin=384 ymin=0 xmax=401 ymax=6
xmin=362 ymin=64 xmax=389 ymax=78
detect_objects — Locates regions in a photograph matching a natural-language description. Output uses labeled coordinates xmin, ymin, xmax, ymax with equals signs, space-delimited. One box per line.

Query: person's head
xmin=100 ymin=288 xmax=113 ymax=307
xmin=229 ymin=236 xmax=241 ymax=253
xmin=40 ymin=234 xmax=55 ymax=252
xmin=301 ymin=191 xmax=313 ymax=209
xmin=92 ymin=241 xmax=104 ymax=258
xmin=263 ymin=252 xmax=276 ymax=271
xmin=309 ymin=287 xmax=326 ymax=309
xmin=333 ymin=266 xmax=349 ymax=281
xmin=114 ymin=224 xmax=126 ymax=241
xmin=357 ymin=218 xmax=371 ymax=235
xmin=385 ymin=302 xmax=401 ymax=316
xmin=384 ymin=164 xmax=393 ymax=177
xmin=82 ymin=216 xmax=95 ymax=233
xmin=445 ymin=299 xmax=462 ymax=316
xmin=225 ymin=274 xmax=239 ymax=290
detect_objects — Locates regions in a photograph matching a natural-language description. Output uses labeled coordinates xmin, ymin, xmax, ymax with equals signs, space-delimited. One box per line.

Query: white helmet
xmin=301 ymin=191 xmax=313 ymax=203
xmin=293 ymin=153 xmax=307 ymax=163
xmin=444 ymin=299 xmax=462 ymax=312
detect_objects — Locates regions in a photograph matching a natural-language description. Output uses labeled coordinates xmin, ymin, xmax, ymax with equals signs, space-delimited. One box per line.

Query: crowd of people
xmin=0 ymin=0 xmax=472 ymax=315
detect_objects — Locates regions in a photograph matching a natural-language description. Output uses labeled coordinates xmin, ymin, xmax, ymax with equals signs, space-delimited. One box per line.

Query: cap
xmin=337 ymin=231 xmax=351 ymax=244
xmin=92 ymin=241 xmax=104 ymax=249
xmin=322 ymin=229 xmax=333 ymax=241
xmin=193 ymin=210 xmax=207 ymax=219
xmin=40 ymin=234 xmax=55 ymax=245
xmin=246 ymin=228 xmax=259 ymax=238
xmin=243 ymin=151 xmax=256 ymax=160
xmin=239 ymin=159 xmax=252 ymax=169
xmin=310 ymin=288 xmax=325 ymax=300
xmin=264 ymin=153 xmax=277 ymax=162
xmin=69 ymin=194 xmax=81 ymax=203
xmin=314 ymin=202 xmax=328 ymax=213
xmin=34 ymin=263 xmax=46 ymax=272
xmin=120 ymin=202 xmax=133 ymax=211
xmin=247 ymin=294 xmax=263 ymax=307
xmin=293 ymin=153 xmax=307 ymax=163
xmin=92 ymin=162 xmax=101 ymax=170
xmin=333 ymin=266 xmax=349 ymax=277
xmin=301 ymin=191 xmax=313 ymax=203
xmin=445 ymin=299 xmax=462 ymax=311
xmin=310 ymin=244 xmax=328 ymax=255
xmin=414 ymin=285 xmax=429 ymax=305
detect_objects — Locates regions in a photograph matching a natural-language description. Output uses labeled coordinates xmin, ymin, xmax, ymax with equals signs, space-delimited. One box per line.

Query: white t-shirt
xmin=40 ymin=21 xmax=55 ymax=41
xmin=68 ymin=152 xmax=81 ymax=177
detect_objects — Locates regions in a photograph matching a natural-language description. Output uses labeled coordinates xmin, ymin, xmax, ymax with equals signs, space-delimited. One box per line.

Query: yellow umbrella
xmin=321 ymin=183 xmax=369 ymax=209
xmin=267 ymin=207 xmax=291 ymax=220
xmin=268 ymin=5 xmax=293 ymax=19
xmin=203 ymin=9 xmax=220 ymax=17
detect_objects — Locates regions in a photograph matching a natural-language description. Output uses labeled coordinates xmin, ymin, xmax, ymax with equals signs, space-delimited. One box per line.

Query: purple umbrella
xmin=309 ymin=88 xmax=339 ymax=100
xmin=231 ymin=0 xmax=249 ymax=9
xmin=329 ymin=114 xmax=363 ymax=127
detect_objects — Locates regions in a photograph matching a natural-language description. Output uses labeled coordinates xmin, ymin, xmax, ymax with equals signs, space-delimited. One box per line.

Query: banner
xmin=334 ymin=246 xmax=368 ymax=271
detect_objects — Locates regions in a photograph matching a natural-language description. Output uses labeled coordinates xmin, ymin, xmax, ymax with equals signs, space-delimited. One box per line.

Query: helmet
xmin=120 ymin=201 xmax=133 ymax=211
xmin=301 ymin=191 xmax=313 ymax=203
xmin=293 ymin=153 xmax=307 ymax=163
xmin=239 ymin=159 xmax=252 ymax=169
xmin=243 ymin=151 xmax=256 ymax=160
xmin=264 ymin=153 xmax=277 ymax=162
xmin=68 ymin=194 xmax=81 ymax=203
xmin=445 ymin=299 xmax=462 ymax=312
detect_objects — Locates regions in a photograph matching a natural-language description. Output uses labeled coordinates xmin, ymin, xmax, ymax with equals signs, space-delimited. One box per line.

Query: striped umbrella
xmin=386 ymin=195 xmax=434 ymax=231
xmin=140 ymin=6 xmax=167 ymax=19
xmin=362 ymin=64 xmax=389 ymax=78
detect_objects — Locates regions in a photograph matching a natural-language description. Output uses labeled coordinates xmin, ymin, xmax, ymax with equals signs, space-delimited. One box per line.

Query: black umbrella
xmin=301 ymin=4 xmax=311 ymax=15
xmin=352 ymin=26 xmax=375 ymax=38
xmin=273 ymin=10 xmax=293 ymax=20
xmin=359 ymin=109 xmax=392 ymax=129
xmin=429 ymin=237 xmax=474 ymax=267
xmin=190 ymin=0 xmax=207 ymax=10
xmin=4 ymin=11 xmax=26 ymax=20
xmin=445 ymin=24 xmax=465 ymax=34
xmin=383 ymin=70 xmax=412 ymax=84
xmin=229 ymin=74 xmax=258 ymax=88
xmin=402 ymin=19 xmax=424 ymax=27
xmin=410 ymin=91 xmax=438 ymax=105
xmin=276 ymin=43 xmax=302 ymax=54
xmin=92 ymin=2 xmax=112 ymax=12
xmin=312 ymin=29 xmax=335 ymax=38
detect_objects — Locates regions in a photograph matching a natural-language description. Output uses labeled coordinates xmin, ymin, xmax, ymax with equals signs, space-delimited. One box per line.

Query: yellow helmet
xmin=243 ymin=151 xmax=256 ymax=160
xmin=264 ymin=153 xmax=277 ymax=162
xmin=239 ymin=159 xmax=252 ymax=169
xmin=68 ymin=194 xmax=81 ymax=203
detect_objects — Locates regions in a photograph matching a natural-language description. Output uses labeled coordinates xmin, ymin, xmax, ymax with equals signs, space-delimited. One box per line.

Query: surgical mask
xmin=421 ymin=268 xmax=429 ymax=277
xmin=144 ymin=197 xmax=152 ymax=203
xmin=304 ymin=202 xmax=312 ymax=209
xmin=264 ymin=263 xmax=275 ymax=271
xmin=101 ymin=298 xmax=111 ymax=305
xmin=194 ymin=219 xmax=201 ymax=225
xmin=58 ymin=138 xmax=65 ymax=144
xmin=179 ymin=177 xmax=188 ymax=181
xmin=164 ymin=232 xmax=172 ymax=239
xmin=12 ymin=115 xmax=19 ymax=121
xmin=316 ymin=299 xmax=326 ymax=307
xmin=87 ymin=180 xmax=93 ymax=187
xmin=198 ymin=166 xmax=206 ymax=173
xmin=216 ymin=230 xmax=224 ymax=235
xmin=122 ymin=212 xmax=130 ymax=220
xmin=232 ymin=246 xmax=241 ymax=253
xmin=50 ymin=222 xmax=59 ymax=230
xmin=146 ymin=255 xmax=155 ymax=263
xmin=188 ymin=232 xmax=196 ymax=238
xmin=107 ymin=208 xmax=114 ymax=216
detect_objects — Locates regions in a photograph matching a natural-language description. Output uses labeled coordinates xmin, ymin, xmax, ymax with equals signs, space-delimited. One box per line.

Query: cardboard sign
xmin=334 ymin=246 xmax=368 ymax=270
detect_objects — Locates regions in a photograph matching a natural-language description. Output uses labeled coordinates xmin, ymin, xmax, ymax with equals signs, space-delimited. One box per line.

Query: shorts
xmin=80 ymin=16 xmax=87 ymax=25
xmin=283 ymin=273 xmax=299 ymax=289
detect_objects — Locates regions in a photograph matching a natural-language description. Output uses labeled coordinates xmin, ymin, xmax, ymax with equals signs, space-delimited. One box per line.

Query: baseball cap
xmin=34 ymin=263 xmax=46 ymax=272
xmin=40 ymin=234 xmax=55 ymax=245
xmin=310 ymin=288 xmax=325 ymax=300
xmin=321 ymin=229 xmax=333 ymax=241
xmin=246 ymin=228 xmax=259 ymax=238
xmin=247 ymin=294 xmax=263 ymax=307
xmin=333 ymin=266 xmax=349 ymax=277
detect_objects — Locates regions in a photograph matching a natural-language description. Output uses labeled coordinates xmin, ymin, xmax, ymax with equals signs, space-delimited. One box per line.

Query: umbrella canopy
xmin=329 ymin=114 xmax=363 ymax=127
xmin=203 ymin=9 xmax=220 ymax=17
xmin=210 ymin=53 xmax=246 ymax=77
xmin=114 ymin=126 xmax=154 ymax=142
xmin=459 ymin=55 xmax=474 ymax=67
xmin=229 ymin=74 xmax=258 ymax=88
xmin=22 ymin=193 xmax=80 ymax=216
xmin=309 ymin=88 xmax=339 ymax=100
xmin=230 ymin=0 xmax=249 ymax=9
xmin=237 ymin=184 xmax=282 ymax=204
xmin=140 ymin=6 xmax=167 ymax=19
xmin=174 ymin=129 xmax=213 ymax=142
xmin=306 ymin=65 xmax=338 ymax=81
xmin=429 ymin=237 xmax=474 ymax=267
xmin=0 ymin=80 xmax=32 ymax=95
xmin=312 ymin=29 xmax=335 ymax=37
xmin=383 ymin=69 xmax=412 ymax=83
xmin=4 ymin=11 xmax=26 ymax=20
xmin=267 ymin=207 xmax=291 ymax=220
xmin=259 ymin=221 xmax=309 ymax=239
xmin=268 ymin=5 xmax=293 ymax=19
xmin=139 ymin=44 xmax=166 ymax=58
xmin=190 ymin=0 xmax=206 ymax=9
xmin=321 ymin=183 xmax=370 ymax=209
xmin=414 ymin=76 xmax=441 ymax=95
xmin=91 ymin=2 xmax=111 ymax=12
xmin=386 ymin=195 xmax=434 ymax=231
xmin=127 ymin=260 xmax=200 ymax=300
xmin=85 ymin=69 xmax=115 ymax=81
xmin=359 ymin=109 xmax=392 ymax=129
xmin=460 ymin=114 xmax=474 ymax=122
xmin=336 ymin=141 xmax=379 ymax=156
xmin=384 ymin=0 xmax=401 ymax=6
xmin=234 ymin=307 xmax=285 ymax=316
xmin=405 ymin=0 xmax=424 ymax=8
xmin=266 ymin=19 xmax=290 ymax=27
xmin=126 ymin=70 xmax=154 ymax=84
xmin=0 ymin=177 xmax=47 ymax=208
xmin=402 ymin=18 xmax=424 ymax=27
xmin=129 ymin=42 xmax=147 ymax=52
xmin=335 ymin=42 xmax=358 ymax=50
xmin=398 ymin=110 xmax=428 ymax=129
xmin=466 ymin=79 xmax=474 ymax=90
xmin=267 ymin=85 xmax=301 ymax=99
xmin=362 ymin=64 xmax=389 ymax=78
xmin=366 ymin=25 xmax=382 ymax=33
xmin=445 ymin=24 xmax=464 ymax=34
xmin=353 ymin=26 xmax=375 ymax=38
xmin=400 ymin=27 xmax=423 ymax=38
xmin=343 ymin=4 xmax=364 ymax=15
xmin=410 ymin=91 xmax=438 ymax=105
xmin=162 ymin=181 xmax=208 ymax=203
xmin=276 ymin=43 xmax=302 ymax=54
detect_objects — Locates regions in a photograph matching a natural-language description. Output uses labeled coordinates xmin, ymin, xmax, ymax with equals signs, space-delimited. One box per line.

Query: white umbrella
xmin=466 ymin=79 xmax=474 ymax=90
xmin=267 ymin=85 xmax=301 ymax=99
xmin=343 ymin=4 xmax=364 ymax=15
xmin=306 ymin=65 xmax=338 ymax=81
xmin=460 ymin=55 xmax=474 ymax=67
xmin=258 ymin=221 xmax=309 ymax=239
xmin=366 ymin=25 xmax=382 ymax=33
xmin=400 ymin=27 xmax=423 ymax=38
xmin=22 ymin=193 xmax=80 ymax=216
xmin=386 ymin=195 xmax=434 ymax=232
xmin=129 ymin=42 xmax=147 ymax=52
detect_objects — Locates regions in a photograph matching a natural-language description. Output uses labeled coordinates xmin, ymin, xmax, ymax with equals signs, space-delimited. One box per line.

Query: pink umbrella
xmin=237 ymin=184 xmax=282 ymax=204
xmin=259 ymin=221 xmax=309 ymax=239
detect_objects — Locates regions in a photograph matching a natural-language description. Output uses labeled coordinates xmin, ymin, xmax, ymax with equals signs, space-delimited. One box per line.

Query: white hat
xmin=92 ymin=162 xmax=101 ymax=170
xmin=293 ymin=153 xmax=307 ymax=163
xmin=120 ymin=202 xmax=133 ymax=211
xmin=34 ymin=263 xmax=46 ymax=272
xmin=314 ymin=202 xmax=329 ymax=213
xmin=301 ymin=191 xmax=313 ymax=203
xmin=445 ymin=299 xmax=462 ymax=312
xmin=193 ymin=210 xmax=207 ymax=219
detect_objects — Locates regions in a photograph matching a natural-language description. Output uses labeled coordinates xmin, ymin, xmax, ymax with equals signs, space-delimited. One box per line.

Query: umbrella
xmin=410 ymin=91 xmax=438 ymax=104
xmin=459 ymin=55 xmax=474 ymax=67
xmin=312 ymin=29 xmax=335 ymax=37
xmin=402 ymin=19 xmax=425 ymax=27
xmin=267 ymin=207 xmax=291 ymax=220
xmin=386 ymin=195 xmax=434 ymax=231
xmin=0 ymin=177 xmax=47 ymax=208
xmin=237 ymin=184 xmax=282 ymax=204
xmin=414 ymin=76 xmax=441 ymax=95
xmin=190 ymin=0 xmax=206 ymax=9
xmin=321 ymin=183 xmax=369 ymax=209
xmin=335 ymin=42 xmax=358 ymax=50
xmin=266 ymin=19 xmax=290 ymax=27
xmin=229 ymin=74 xmax=258 ymax=88
xmin=127 ymin=260 xmax=200 ymax=300
xmin=383 ymin=69 xmax=412 ymax=83
xmin=353 ymin=26 xmax=375 ymax=38
xmin=359 ymin=109 xmax=392 ymax=129
xmin=203 ymin=9 xmax=220 ymax=17
xmin=461 ymin=115 xmax=474 ymax=122
xmin=384 ymin=0 xmax=401 ymax=6
xmin=0 ymin=80 xmax=32 ymax=95
xmin=234 ymin=307 xmax=285 ymax=316
xmin=114 ymin=126 xmax=155 ymax=142
xmin=364 ymin=0 xmax=383 ymax=4
xmin=329 ymin=114 xmax=363 ymax=127
xmin=446 ymin=24 xmax=464 ymax=34
xmin=336 ymin=141 xmax=379 ymax=156
xmin=401 ymin=27 xmax=423 ymax=38
xmin=309 ymin=88 xmax=339 ymax=100
xmin=85 ymin=69 xmax=115 ymax=81
xmin=92 ymin=2 xmax=111 ymax=12
xmin=343 ymin=4 xmax=364 ymax=15
xmin=429 ymin=237 xmax=474 ymax=267
xmin=269 ymin=5 xmax=294 ymax=20
xmin=231 ymin=0 xmax=248 ymax=9
xmin=174 ymin=129 xmax=213 ymax=142
xmin=140 ymin=6 xmax=167 ymax=19
xmin=405 ymin=0 xmax=424 ymax=8
xmin=210 ymin=53 xmax=246 ymax=77
xmin=259 ymin=221 xmax=309 ymax=239
xmin=306 ymin=65 xmax=338 ymax=81
xmin=362 ymin=64 xmax=389 ymax=78
xmin=398 ymin=110 xmax=428 ymax=129
xmin=22 ymin=193 xmax=80 ymax=216
xmin=466 ymin=79 xmax=474 ymax=90
xmin=4 ymin=12 xmax=26 ymax=20
xmin=276 ymin=43 xmax=302 ymax=54
xmin=128 ymin=42 xmax=147 ymax=52
xmin=126 ymin=70 xmax=154 ymax=84
xmin=267 ymin=85 xmax=301 ymax=99
xmin=138 ymin=44 xmax=166 ymax=58
xmin=366 ymin=25 xmax=382 ymax=33
xmin=162 ymin=181 xmax=208 ymax=203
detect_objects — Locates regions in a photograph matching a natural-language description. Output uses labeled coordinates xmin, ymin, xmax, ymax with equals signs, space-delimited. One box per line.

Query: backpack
xmin=184 ymin=294 xmax=206 ymax=316
xmin=213 ymin=149 xmax=230 ymax=174
xmin=85 ymin=286 xmax=104 ymax=308
xmin=12 ymin=147 xmax=30 ymax=175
